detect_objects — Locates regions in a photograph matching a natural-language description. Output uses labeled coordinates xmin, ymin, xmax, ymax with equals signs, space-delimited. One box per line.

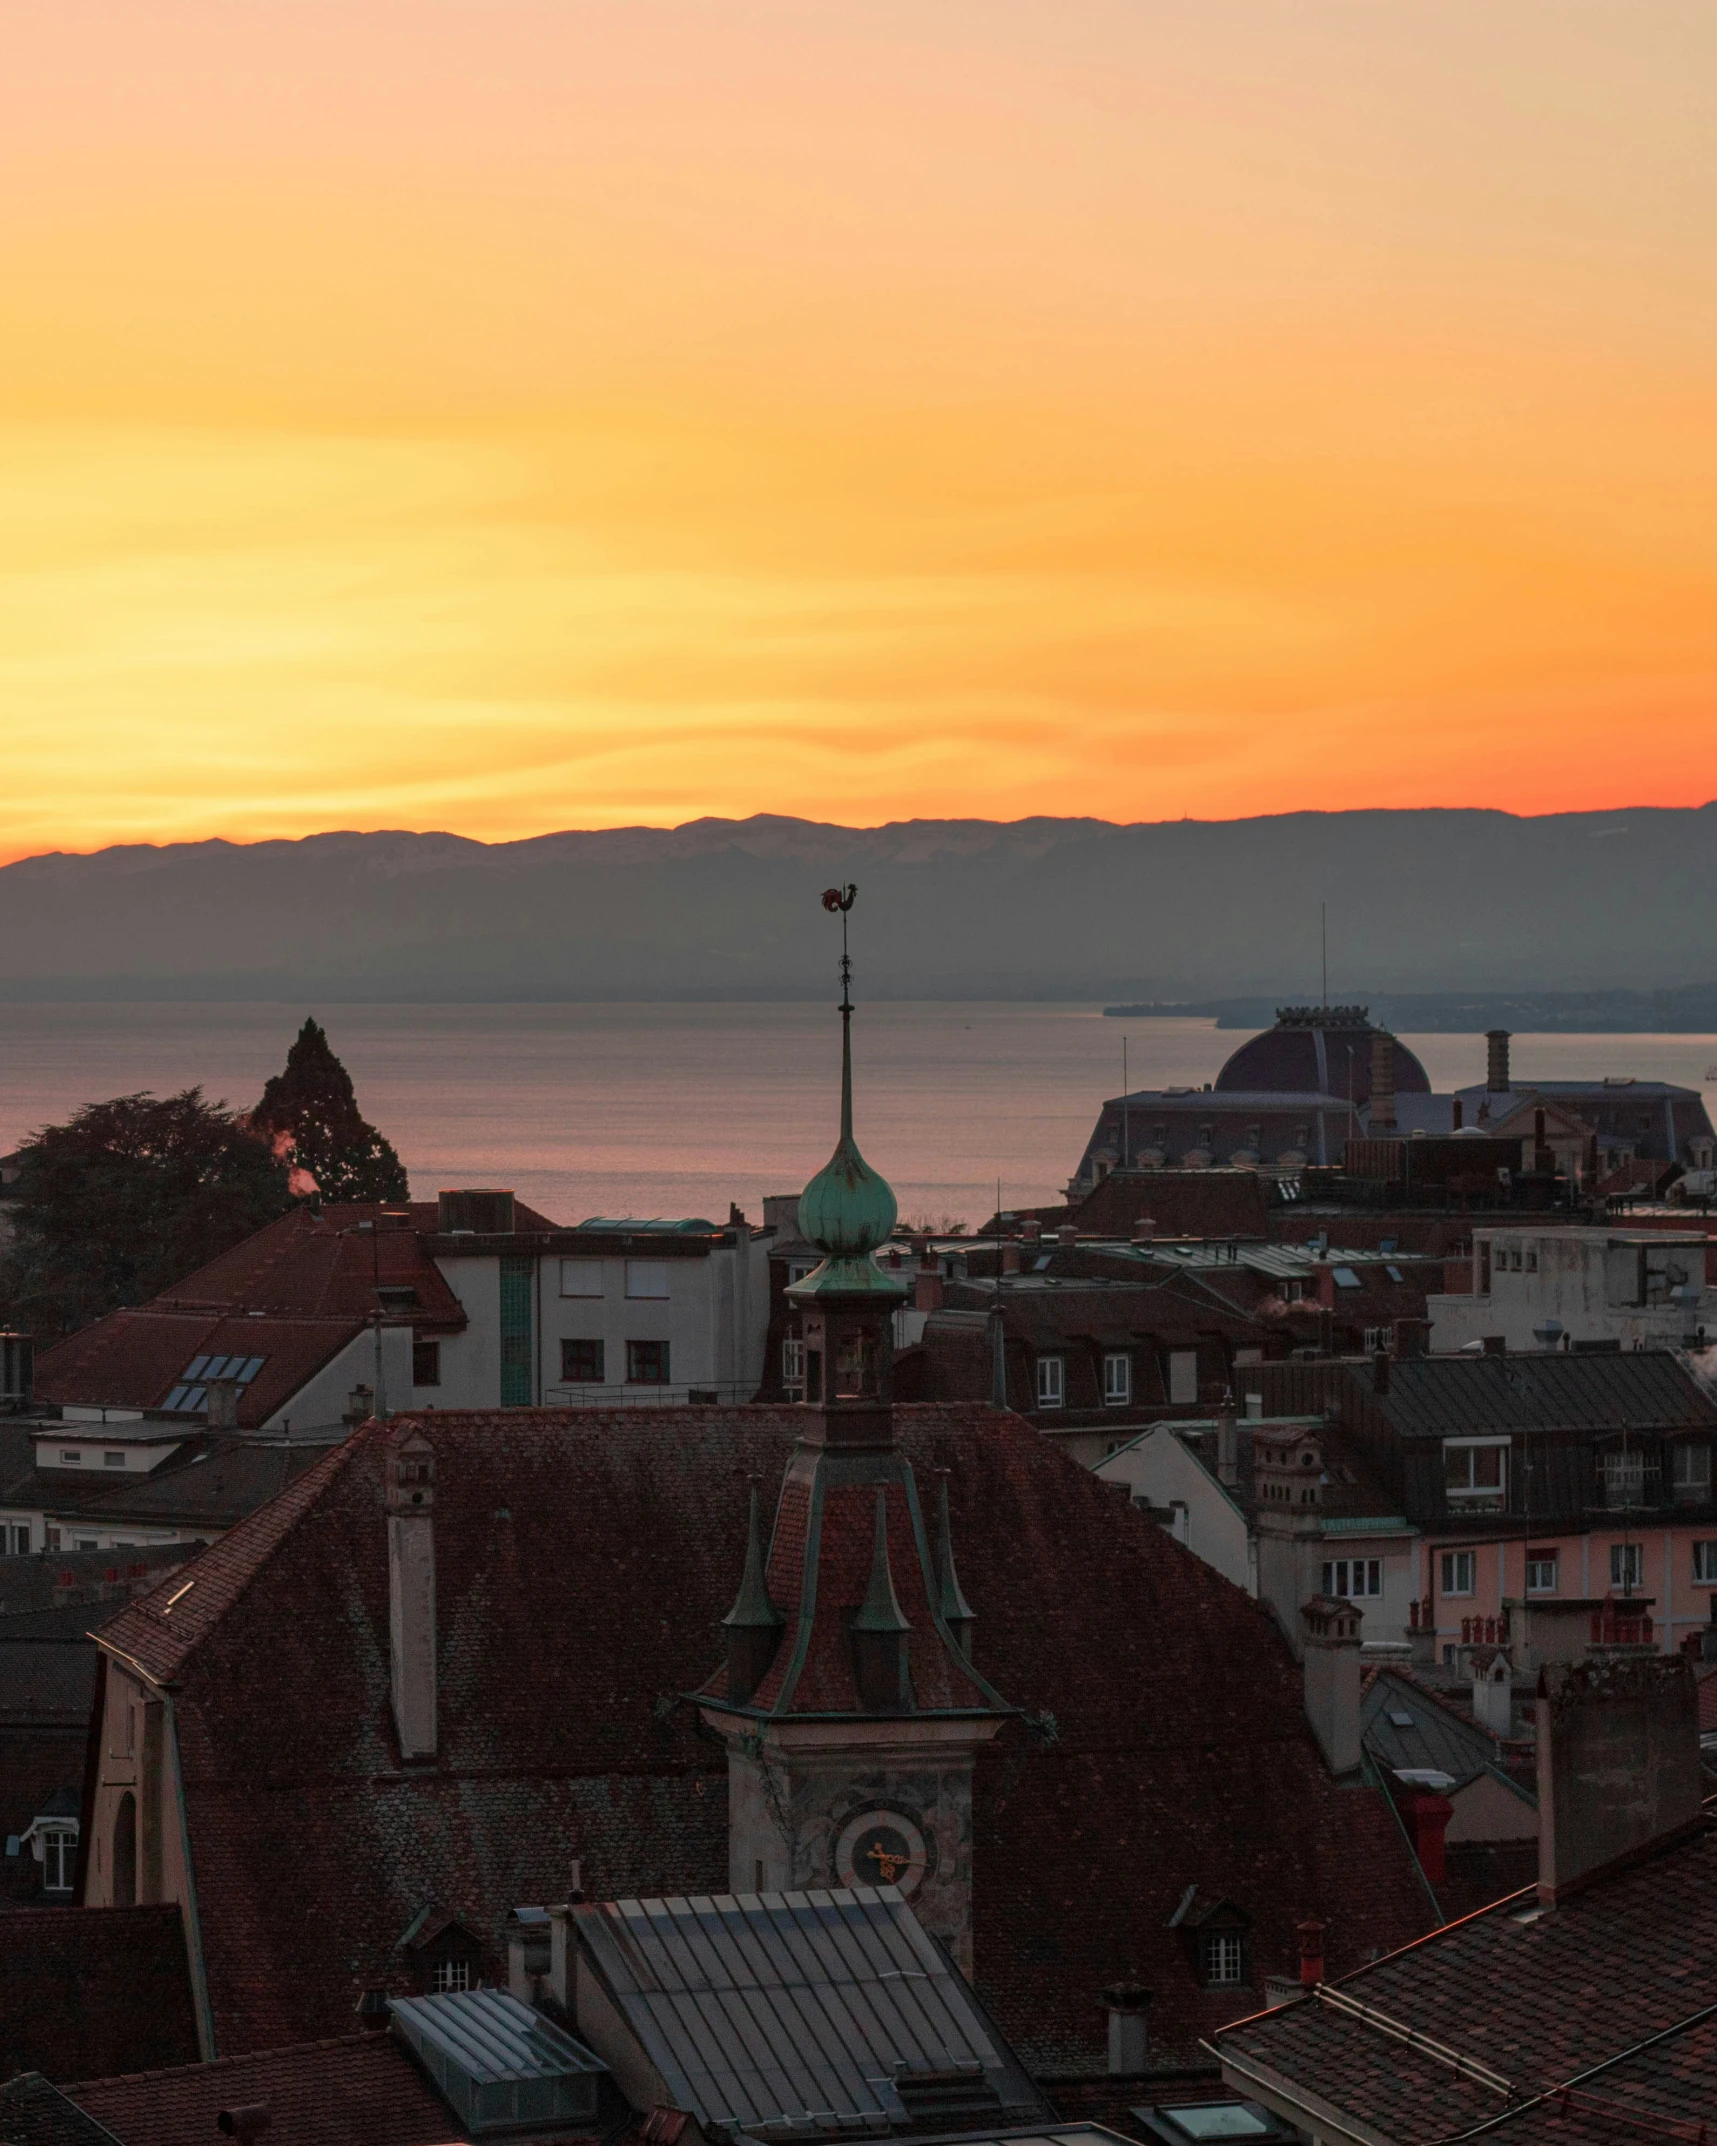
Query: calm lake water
xmin=2 ymin=1003 xmax=1714 ymax=1228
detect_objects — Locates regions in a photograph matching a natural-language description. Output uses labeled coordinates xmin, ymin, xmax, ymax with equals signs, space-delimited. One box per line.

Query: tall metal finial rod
xmin=821 ymin=884 xmax=858 ymax=1142
xmin=1321 ymin=901 xmax=1328 ymax=1010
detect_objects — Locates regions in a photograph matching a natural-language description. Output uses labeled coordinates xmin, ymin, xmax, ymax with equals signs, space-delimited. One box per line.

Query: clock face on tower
xmin=833 ymin=1807 xmax=930 ymax=1899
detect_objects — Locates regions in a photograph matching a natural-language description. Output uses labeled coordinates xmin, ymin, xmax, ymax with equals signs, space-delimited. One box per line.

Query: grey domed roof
xmin=1214 ymin=1006 xmax=1430 ymax=1106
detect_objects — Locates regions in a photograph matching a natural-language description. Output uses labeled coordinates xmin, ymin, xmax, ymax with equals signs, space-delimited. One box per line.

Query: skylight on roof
xmin=1332 ymin=1266 xmax=1362 ymax=1288
xmin=162 ymin=1353 xmax=265 ymax=1410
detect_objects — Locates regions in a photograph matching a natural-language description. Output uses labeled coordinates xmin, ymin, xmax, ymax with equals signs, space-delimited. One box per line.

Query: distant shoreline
xmin=1105 ymin=991 xmax=1717 ymax=1036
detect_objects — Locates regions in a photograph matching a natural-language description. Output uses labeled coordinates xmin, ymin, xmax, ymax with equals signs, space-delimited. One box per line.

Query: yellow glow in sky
xmin=2 ymin=2 xmax=1715 ymax=858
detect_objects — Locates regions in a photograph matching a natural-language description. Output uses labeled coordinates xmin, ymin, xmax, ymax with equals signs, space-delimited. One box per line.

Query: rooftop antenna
xmin=1321 ymin=901 xmax=1328 ymax=1010
xmin=821 ymin=882 xmax=857 ymax=1143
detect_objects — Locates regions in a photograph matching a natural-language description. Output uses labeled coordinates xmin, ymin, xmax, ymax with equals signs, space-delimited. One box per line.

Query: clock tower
xmin=696 ymin=888 xmax=1012 ymax=1971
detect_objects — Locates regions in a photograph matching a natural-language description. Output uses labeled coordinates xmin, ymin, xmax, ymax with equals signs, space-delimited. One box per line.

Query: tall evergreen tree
xmin=252 ymin=1017 xmax=409 ymax=1203
xmin=1 ymin=1089 xmax=293 ymax=1337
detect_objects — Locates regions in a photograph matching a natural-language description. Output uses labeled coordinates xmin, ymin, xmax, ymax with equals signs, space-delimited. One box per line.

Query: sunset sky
xmin=3 ymin=2 xmax=1715 ymax=861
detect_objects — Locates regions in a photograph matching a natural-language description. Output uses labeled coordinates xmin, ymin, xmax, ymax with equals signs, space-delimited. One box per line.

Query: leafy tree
xmin=1 ymin=1089 xmax=293 ymax=1338
xmin=251 ymin=1017 xmax=408 ymax=1203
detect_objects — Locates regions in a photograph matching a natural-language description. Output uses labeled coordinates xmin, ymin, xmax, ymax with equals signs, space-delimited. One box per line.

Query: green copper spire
xmin=934 ymin=1475 xmax=977 ymax=1661
xmin=852 ymin=1488 xmax=912 ymax=1635
xmin=722 ymin=1486 xmax=783 ymax=1635
xmin=793 ymin=885 xmax=903 ymax=1295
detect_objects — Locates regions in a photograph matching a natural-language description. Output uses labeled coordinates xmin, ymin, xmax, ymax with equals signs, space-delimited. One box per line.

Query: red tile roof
xmin=0 ymin=1906 xmax=200 ymax=2083
xmin=99 ymin=1404 xmax=1431 ymax=2075
xmin=1216 ymin=1817 xmax=1717 ymax=2143
xmin=68 ymin=2033 xmax=461 ymax=2146
xmin=34 ymin=1310 xmax=369 ymax=1430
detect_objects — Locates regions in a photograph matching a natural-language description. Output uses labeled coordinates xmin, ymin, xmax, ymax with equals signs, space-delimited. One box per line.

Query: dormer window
xmin=431 ymin=1959 xmax=472 ymax=1994
xmin=1174 ymin=1894 xmax=1253 ymax=1991
xmin=1037 ymin=1355 xmax=1065 ymax=1410
xmin=1203 ymin=1931 xmax=1245 ymax=1987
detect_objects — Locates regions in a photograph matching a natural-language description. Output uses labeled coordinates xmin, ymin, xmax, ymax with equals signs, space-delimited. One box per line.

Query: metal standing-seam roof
xmin=1367 ymin=1349 xmax=1717 ymax=1439
xmin=1360 ymin=1671 xmax=1529 ymax=1794
xmin=572 ymin=1888 xmax=1050 ymax=2140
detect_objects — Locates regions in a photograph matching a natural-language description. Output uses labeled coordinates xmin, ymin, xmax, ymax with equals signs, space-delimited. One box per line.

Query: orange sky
xmin=2 ymin=2 xmax=1715 ymax=860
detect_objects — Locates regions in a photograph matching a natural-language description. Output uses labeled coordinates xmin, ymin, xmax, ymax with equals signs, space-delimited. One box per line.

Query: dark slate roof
xmin=68 ymin=2034 xmax=463 ymax=2146
xmin=96 ymin=1405 xmax=1431 ymax=2075
xmin=573 ymin=1888 xmax=1048 ymax=2137
xmin=0 ymin=2076 xmax=120 ymax=2146
xmin=0 ymin=1907 xmax=200 ymax=2084
xmin=1365 ymin=1349 xmax=1717 ymax=1439
xmin=1361 ymin=1670 xmax=1512 ymax=1791
xmin=1216 ymin=1817 xmax=1717 ymax=2144
xmin=0 ymin=1641 xmax=97 ymax=1729
xmin=2 ymin=1437 xmax=328 ymax=1533
xmin=1216 ymin=1017 xmax=1431 ymax=1104
xmin=0 ymin=1545 xmax=197 ymax=1621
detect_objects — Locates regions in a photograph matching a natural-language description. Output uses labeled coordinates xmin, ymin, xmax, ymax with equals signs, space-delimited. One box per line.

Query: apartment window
xmin=1525 ymin=1247 xmax=1539 ymax=1273
xmin=1321 ymin=1558 xmax=1381 ymax=1599
xmin=1600 ymin=1450 xmax=1656 ymax=1510
xmin=561 ymin=1339 xmax=606 ymax=1385
xmin=103 ymin=1451 xmax=126 ymax=1469
xmin=1168 ymin=1350 xmax=1198 ymax=1405
xmin=75 ymin=1539 xmax=98 ymax=1552
xmin=1202 ymin=1931 xmax=1245 ymax=1988
xmin=1693 ymin=1542 xmax=1717 ymax=1583
xmin=1479 ymin=1242 xmax=1492 ymax=1295
xmin=43 ymin=1528 xmax=60 ymax=1552
xmin=1440 ymin=1550 xmax=1476 ymax=1596
xmin=559 ymin=1259 xmax=604 ymax=1298
xmin=1526 ymin=1550 xmax=1559 ymax=1594
xmin=625 ymin=1261 xmax=671 ymax=1300
xmin=40 ymin=1830 xmax=76 ymax=1893
xmin=1443 ymin=1440 xmax=1508 ymax=1512
xmin=1363 ymin=1326 xmax=1393 ymax=1354
xmin=1610 ymin=1542 xmax=1644 ymax=1591
xmin=781 ymin=1336 xmax=805 ymax=1396
xmin=59 ymin=1451 xmax=81 ymax=1466
xmin=411 ymin=1341 xmax=441 ymax=1388
xmin=626 ymin=1339 xmax=670 ymax=1385
xmin=5 ymin=1525 xmax=29 ymax=1556
xmin=429 ymin=1959 xmax=472 ymax=1995
xmin=1037 ymin=1355 xmax=1066 ymax=1410
xmin=1103 ymin=1352 xmax=1132 ymax=1406
xmin=1672 ymin=1443 xmax=1712 ymax=1505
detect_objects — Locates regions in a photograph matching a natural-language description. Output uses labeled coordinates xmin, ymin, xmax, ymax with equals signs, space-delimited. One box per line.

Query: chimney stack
xmin=344 ymin=1383 xmax=375 ymax=1428
xmin=385 ymin=1426 xmax=438 ymax=1761
xmin=1021 ymin=1219 xmax=1042 ymax=1246
xmin=1058 ymin=1224 xmax=1078 ymax=1249
xmin=1472 ymin=1650 xmax=1514 ymax=1736
xmin=1215 ymin=1398 xmax=1239 ymax=1488
xmin=1300 ymin=1596 xmax=1363 ymax=1774
xmin=1371 ymin=1348 xmax=1390 ymax=1396
xmin=1100 ymin=1984 xmax=1152 ymax=2076
xmin=1296 ymin=1919 xmax=1326 ymax=1990
xmin=205 ymin=1377 xmax=241 ymax=1432
xmin=913 ymin=1267 xmax=944 ymax=1314
xmin=1394 ymin=1786 xmax=1452 ymax=1883
xmin=1369 ymin=1033 xmax=1397 ymax=1133
xmin=1452 ymin=1098 xmax=1463 ymax=1131
xmin=1131 ymin=1216 xmax=1157 ymax=1245
xmin=1537 ymin=1656 xmax=1700 ymax=1905
xmin=1486 ymin=1029 xmax=1512 ymax=1095
xmin=1001 ymin=1243 xmax=1021 ymax=1276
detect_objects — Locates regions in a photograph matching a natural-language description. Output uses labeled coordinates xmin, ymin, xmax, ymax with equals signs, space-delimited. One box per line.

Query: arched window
xmin=112 ymin=1791 xmax=137 ymax=1907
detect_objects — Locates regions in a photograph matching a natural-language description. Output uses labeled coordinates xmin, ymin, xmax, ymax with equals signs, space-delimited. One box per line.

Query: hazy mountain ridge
xmin=3 ymin=807 xmax=1714 ymax=1003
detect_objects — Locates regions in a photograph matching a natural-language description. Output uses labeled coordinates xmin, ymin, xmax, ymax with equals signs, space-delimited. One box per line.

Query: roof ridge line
xmin=67 ymin=2031 xmax=382 ymax=2093
xmin=98 ymin=1429 xmax=368 ymax=1680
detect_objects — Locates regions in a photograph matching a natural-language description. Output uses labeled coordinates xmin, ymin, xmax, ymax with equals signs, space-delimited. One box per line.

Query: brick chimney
xmin=205 ymin=1377 xmax=241 ymax=1432
xmin=1296 ymin=1918 xmax=1326 ymax=1989
xmin=1001 ymin=1243 xmax=1022 ymax=1276
xmin=1486 ymin=1029 xmax=1511 ymax=1094
xmin=1394 ymin=1785 xmax=1453 ymax=1883
xmin=1100 ymin=1984 xmax=1152 ymax=2076
xmin=1369 ymin=1033 xmax=1397 ymax=1133
xmin=1021 ymin=1219 xmax=1042 ymax=1246
xmin=913 ymin=1267 xmax=944 ymax=1313
xmin=385 ymin=1426 xmax=438 ymax=1761
xmin=1537 ymin=1656 xmax=1701 ymax=1905
xmin=1132 ymin=1216 xmax=1157 ymax=1244
xmin=1300 ymin=1596 xmax=1363 ymax=1774
xmin=1058 ymin=1224 xmax=1078 ymax=1249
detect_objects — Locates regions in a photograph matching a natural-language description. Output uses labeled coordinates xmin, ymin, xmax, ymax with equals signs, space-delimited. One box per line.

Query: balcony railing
xmin=1597 ymin=1457 xmax=1662 ymax=1511
xmin=543 ymin=1380 xmax=755 ymax=1408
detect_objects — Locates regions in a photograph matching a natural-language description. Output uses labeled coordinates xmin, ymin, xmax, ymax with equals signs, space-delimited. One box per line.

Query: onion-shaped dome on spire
xmin=791 ymin=887 xmax=905 ymax=1302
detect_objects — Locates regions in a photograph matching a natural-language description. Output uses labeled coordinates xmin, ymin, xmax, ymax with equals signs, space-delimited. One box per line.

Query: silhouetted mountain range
xmin=2 ymin=807 xmax=1714 ymax=1009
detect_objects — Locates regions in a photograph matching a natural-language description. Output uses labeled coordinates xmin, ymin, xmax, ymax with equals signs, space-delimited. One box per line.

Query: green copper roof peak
xmin=935 ymin=1477 xmax=977 ymax=1639
xmin=722 ymin=1486 xmax=783 ymax=1633
xmin=851 ymin=1488 xmax=912 ymax=1635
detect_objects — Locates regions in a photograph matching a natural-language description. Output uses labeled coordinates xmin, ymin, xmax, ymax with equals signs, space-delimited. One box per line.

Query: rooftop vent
xmin=892 ymin=2064 xmax=1006 ymax=2126
xmin=388 ymin=1987 xmax=606 ymax=2138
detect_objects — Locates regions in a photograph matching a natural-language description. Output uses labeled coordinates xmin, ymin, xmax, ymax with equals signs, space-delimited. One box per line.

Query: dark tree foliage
xmin=1 ymin=1089 xmax=293 ymax=1338
xmin=252 ymin=1016 xmax=408 ymax=1203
